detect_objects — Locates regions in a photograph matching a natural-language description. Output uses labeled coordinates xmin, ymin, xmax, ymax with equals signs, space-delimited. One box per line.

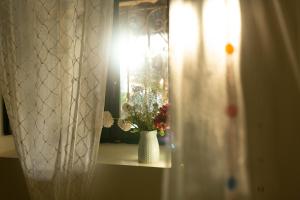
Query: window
xmin=1 ymin=98 xmax=11 ymax=135
xmin=0 ymin=0 xmax=169 ymax=142
xmin=100 ymin=0 xmax=169 ymax=144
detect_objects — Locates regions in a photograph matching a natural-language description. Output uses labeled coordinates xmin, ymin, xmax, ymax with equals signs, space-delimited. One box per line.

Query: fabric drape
xmin=0 ymin=0 xmax=113 ymax=199
xmin=163 ymin=0 xmax=249 ymax=200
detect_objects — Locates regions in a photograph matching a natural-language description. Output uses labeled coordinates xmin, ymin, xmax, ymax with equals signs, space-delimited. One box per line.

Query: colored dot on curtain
xmin=226 ymin=104 xmax=238 ymax=118
xmin=225 ymin=43 xmax=234 ymax=54
xmin=227 ymin=176 xmax=238 ymax=190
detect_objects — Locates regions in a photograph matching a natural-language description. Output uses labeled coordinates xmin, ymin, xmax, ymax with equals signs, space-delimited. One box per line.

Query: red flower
xmin=154 ymin=104 xmax=170 ymax=132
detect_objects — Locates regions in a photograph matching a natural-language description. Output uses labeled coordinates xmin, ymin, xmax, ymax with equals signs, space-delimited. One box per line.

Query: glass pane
xmin=118 ymin=3 xmax=169 ymax=116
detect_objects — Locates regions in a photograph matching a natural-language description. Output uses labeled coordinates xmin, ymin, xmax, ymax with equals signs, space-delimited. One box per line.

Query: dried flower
xmin=118 ymin=119 xmax=132 ymax=131
xmin=153 ymin=103 xmax=159 ymax=109
xmin=103 ymin=111 xmax=114 ymax=128
xmin=122 ymin=103 xmax=133 ymax=113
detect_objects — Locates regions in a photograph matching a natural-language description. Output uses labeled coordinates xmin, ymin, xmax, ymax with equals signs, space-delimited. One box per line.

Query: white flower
xmin=103 ymin=111 xmax=114 ymax=128
xmin=117 ymin=119 xmax=132 ymax=132
xmin=122 ymin=103 xmax=133 ymax=113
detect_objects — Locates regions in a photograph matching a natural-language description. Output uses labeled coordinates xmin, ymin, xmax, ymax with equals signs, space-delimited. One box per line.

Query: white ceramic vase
xmin=138 ymin=130 xmax=160 ymax=163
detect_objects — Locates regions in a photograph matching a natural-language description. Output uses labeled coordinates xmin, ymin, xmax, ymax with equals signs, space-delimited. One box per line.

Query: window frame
xmin=1 ymin=98 xmax=12 ymax=135
xmin=100 ymin=0 xmax=169 ymax=144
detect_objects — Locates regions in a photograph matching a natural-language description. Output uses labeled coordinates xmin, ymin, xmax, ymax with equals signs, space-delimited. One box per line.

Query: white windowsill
xmin=0 ymin=135 xmax=171 ymax=168
xmin=98 ymin=143 xmax=171 ymax=168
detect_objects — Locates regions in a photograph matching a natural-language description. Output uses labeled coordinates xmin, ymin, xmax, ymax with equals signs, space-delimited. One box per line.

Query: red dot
xmin=226 ymin=104 xmax=238 ymax=118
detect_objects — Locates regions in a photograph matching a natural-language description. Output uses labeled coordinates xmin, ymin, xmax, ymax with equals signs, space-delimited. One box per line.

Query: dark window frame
xmin=2 ymin=98 xmax=11 ymax=135
xmin=100 ymin=0 xmax=169 ymax=144
xmin=101 ymin=0 xmax=134 ymax=143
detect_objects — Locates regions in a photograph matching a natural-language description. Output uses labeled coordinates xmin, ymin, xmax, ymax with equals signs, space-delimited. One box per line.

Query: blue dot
xmin=227 ymin=176 xmax=237 ymax=190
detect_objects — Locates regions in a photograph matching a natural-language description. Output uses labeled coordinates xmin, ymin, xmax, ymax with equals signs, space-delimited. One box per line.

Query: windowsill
xmin=98 ymin=143 xmax=171 ymax=168
xmin=0 ymin=135 xmax=17 ymax=158
xmin=0 ymin=135 xmax=171 ymax=168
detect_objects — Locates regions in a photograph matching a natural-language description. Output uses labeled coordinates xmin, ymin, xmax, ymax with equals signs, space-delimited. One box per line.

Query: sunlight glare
xmin=118 ymin=34 xmax=147 ymax=71
xmin=203 ymin=0 xmax=241 ymax=73
xmin=203 ymin=0 xmax=241 ymax=53
xmin=170 ymin=2 xmax=199 ymax=65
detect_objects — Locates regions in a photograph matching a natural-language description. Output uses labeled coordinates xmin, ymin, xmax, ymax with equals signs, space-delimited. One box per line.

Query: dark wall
xmin=0 ymin=158 xmax=30 ymax=200
xmin=0 ymin=159 xmax=163 ymax=200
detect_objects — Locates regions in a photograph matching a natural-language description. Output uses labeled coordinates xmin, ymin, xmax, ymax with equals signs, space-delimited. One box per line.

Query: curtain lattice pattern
xmin=0 ymin=1 xmax=113 ymax=199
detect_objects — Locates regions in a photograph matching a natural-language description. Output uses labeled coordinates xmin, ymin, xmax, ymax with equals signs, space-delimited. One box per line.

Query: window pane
xmin=118 ymin=4 xmax=169 ymax=115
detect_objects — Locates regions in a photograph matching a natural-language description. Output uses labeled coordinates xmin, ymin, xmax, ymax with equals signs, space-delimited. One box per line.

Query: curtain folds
xmin=0 ymin=0 xmax=113 ymax=199
xmin=164 ymin=0 xmax=249 ymax=200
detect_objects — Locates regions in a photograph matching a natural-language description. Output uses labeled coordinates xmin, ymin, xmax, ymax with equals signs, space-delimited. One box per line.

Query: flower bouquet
xmin=117 ymin=102 xmax=169 ymax=136
xmin=118 ymin=102 xmax=169 ymax=163
xmin=103 ymin=100 xmax=169 ymax=163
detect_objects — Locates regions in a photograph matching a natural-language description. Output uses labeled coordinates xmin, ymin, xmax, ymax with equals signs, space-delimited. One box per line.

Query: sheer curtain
xmin=164 ymin=0 xmax=249 ymax=199
xmin=0 ymin=0 xmax=113 ymax=200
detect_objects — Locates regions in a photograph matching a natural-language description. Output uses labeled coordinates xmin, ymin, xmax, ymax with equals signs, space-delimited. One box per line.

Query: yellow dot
xmin=226 ymin=43 xmax=234 ymax=54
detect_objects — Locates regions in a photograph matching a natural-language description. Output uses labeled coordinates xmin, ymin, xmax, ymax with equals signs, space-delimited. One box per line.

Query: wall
xmin=92 ymin=165 xmax=163 ymax=200
xmin=0 ymin=160 xmax=163 ymax=200
xmin=0 ymin=158 xmax=30 ymax=200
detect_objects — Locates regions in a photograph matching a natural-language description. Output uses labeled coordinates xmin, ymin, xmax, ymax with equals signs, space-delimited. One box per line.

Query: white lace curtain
xmin=164 ymin=0 xmax=249 ymax=199
xmin=0 ymin=0 xmax=113 ymax=200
